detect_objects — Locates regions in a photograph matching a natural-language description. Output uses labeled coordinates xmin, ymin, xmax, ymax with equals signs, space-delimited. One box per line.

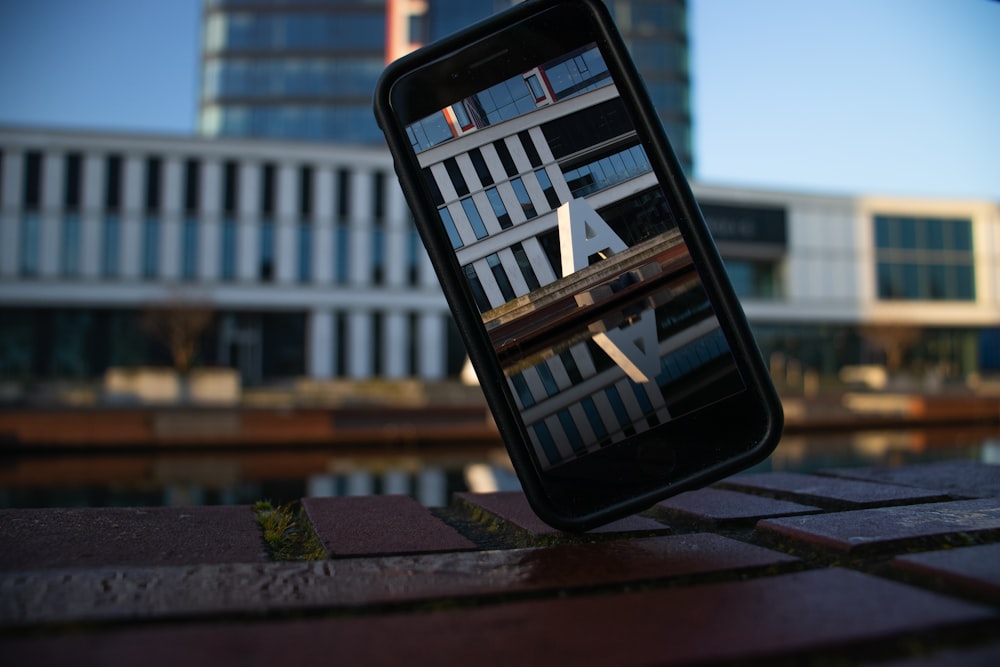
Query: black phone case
xmin=374 ymin=0 xmax=783 ymax=531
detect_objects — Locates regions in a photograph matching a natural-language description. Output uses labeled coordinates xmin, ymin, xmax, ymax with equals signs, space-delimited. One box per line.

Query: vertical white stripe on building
xmin=0 ymin=150 xmax=22 ymax=277
xmin=349 ymin=169 xmax=373 ymax=287
xmin=312 ymin=164 xmax=334 ymax=284
xmin=275 ymin=163 xmax=297 ymax=284
xmin=503 ymin=135 xmax=531 ymax=175
xmin=528 ymin=127 xmax=554 ymax=165
xmin=521 ymin=236 xmax=557 ymax=285
xmin=348 ymin=310 xmax=373 ymax=378
xmin=470 ymin=256 xmax=506 ymax=307
xmin=307 ymin=308 xmax=334 ymax=379
xmin=442 ymin=200 xmax=477 ymax=247
xmin=38 ymin=151 xmax=63 ymax=278
xmin=199 ymin=159 xmax=221 ymax=281
xmin=160 ymin=157 xmax=183 ymax=280
xmin=80 ymin=153 xmax=104 ymax=279
xmin=454 ymin=153 xmax=480 ymax=191
xmin=418 ymin=312 xmax=445 ymax=379
xmin=385 ymin=177 xmax=408 ymax=287
xmin=119 ymin=155 xmax=143 ymax=279
xmin=470 ymin=190 xmax=502 ymax=235
xmin=494 ymin=181 xmax=526 ymax=225
xmin=478 ymin=143 xmax=506 ymax=187
xmin=418 ymin=241 xmax=436 ymax=289
xmin=497 ymin=248 xmax=529 ymax=296
xmin=429 ymin=162 xmax=457 ymax=202
xmin=237 ymin=162 xmax=259 ymax=282
xmin=384 ymin=310 xmax=408 ymax=378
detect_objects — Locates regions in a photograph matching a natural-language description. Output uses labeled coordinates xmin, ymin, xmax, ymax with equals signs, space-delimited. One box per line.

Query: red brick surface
xmin=0 ymin=534 xmax=796 ymax=626
xmin=757 ymin=498 xmax=1000 ymax=553
xmin=822 ymin=459 xmax=1000 ymax=499
xmin=893 ymin=543 xmax=1000 ymax=602
xmin=0 ymin=506 xmax=265 ymax=571
xmin=1 ymin=463 xmax=999 ymax=665
xmin=302 ymin=494 xmax=475 ymax=556
xmin=655 ymin=487 xmax=821 ymax=525
xmin=0 ymin=569 xmax=992 ymax=667
xmin=721 ymin=471 xmax=949 ymax=508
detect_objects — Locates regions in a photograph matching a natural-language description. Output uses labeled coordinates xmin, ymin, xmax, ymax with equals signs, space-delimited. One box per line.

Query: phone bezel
xmin=374 ymin=0 xmax=783 ymax=531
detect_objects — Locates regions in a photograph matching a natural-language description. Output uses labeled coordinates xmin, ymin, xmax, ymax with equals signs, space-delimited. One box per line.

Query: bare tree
xmin=140 ymin=305 xmax=214 ymax=373
xmin=860 ymin=324 xmax=923 ymax=374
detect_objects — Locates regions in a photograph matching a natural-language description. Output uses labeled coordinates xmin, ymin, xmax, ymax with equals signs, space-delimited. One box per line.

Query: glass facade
xmin=201 ymin=2 xmax=385 ymax=144
xmin=875 ymin=215 xmax=975 ymax=301
xmin=199 ymin=0 xmax=692 ymax=172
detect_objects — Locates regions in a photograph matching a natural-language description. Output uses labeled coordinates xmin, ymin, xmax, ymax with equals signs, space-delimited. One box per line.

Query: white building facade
xmin=1 ymin=125 xmax=998 ymax=387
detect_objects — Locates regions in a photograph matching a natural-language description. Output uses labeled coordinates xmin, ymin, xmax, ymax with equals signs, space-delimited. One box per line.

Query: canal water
xmin=1 ymin=426 xmax=997 ymax=509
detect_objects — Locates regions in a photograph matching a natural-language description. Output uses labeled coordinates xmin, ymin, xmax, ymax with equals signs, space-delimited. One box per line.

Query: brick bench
xmin=1 ymin=459 xmax=998 ymax=665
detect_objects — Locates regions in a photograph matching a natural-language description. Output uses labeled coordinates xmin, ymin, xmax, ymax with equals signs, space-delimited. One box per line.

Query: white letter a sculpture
xmin=558 ymin=199 xmax=661 ymax=384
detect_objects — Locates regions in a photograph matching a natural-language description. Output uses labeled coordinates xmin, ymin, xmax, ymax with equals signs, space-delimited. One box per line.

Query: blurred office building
xmin=2 ymin=126 xmax=998 ymax=392
xmin=198 ymin=0 xmax=693 ymax=174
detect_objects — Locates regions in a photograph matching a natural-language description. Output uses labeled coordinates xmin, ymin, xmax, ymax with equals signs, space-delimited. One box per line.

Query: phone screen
xmin=397 ymin=36 xmax=746 ymax=473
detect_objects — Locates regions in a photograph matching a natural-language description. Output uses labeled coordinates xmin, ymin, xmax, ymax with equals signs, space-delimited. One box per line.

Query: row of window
xmin=202 ymin=57 xmax=384 ymax=99
xmin=203 ymin=13 xmax=385 ymax=52
xmin=8 ymin=151 xmax=387 ymax=222
xmin=0 ymin=307 xmax=464 ymax=382
xmin=406 ymin=45 xmax=613 ymax=154
xmin=200 ymin=104 xmax=383 ymax=144
xmin=16 ymin=214 xmax=422 ymax=287
xmin=874 ymin=215 xmax=976 ymax=301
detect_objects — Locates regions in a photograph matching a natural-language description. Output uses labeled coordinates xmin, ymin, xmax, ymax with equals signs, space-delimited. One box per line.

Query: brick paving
xmin=1 ymin=461 xmax=998 ymax=666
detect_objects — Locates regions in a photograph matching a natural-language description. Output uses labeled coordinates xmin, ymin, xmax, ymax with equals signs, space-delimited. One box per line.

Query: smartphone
xmin=374 ymin=0 xmax=782 ymax=531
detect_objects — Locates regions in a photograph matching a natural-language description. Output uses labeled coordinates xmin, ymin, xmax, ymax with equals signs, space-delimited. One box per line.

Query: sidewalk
xmin=1 ymin=460 xmax=998 ymax=665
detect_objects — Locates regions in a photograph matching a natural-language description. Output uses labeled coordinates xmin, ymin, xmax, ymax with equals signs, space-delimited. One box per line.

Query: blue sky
xmin=1 ymin=0 xmax=997 ymax=200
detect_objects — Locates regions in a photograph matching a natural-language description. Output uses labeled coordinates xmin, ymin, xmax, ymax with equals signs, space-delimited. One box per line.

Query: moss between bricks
xmin=254 ymin=500 xmax=328 ymax=561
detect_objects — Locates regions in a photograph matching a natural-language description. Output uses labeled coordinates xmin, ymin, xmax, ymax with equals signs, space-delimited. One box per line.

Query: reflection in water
xmin=0 ymin=427 xmax=996 ymax=509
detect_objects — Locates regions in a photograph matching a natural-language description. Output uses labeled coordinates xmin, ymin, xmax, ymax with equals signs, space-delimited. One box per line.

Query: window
xmin=468 ymin=148 xmax=493 ymax=186
xmin=518 ymin=131 xmax=542 ymax=168
xmin=145 ymin=157 xmax=162 ymax=212
xmin=261 ymin=163 xmax=276 ymax=216
xmin=105 ymin=155 xmax=122 ymax=212
xmin=102 ymin=215 xmax=120 ymax=277
xmin=65 ymin=153 xmax=82 ymax=211
xmin=19 ymin=213 xmax=39 ymax=276
xmin=259 ymin=219 xmax=275 ymax=280
xmin=510 ymin=177 xmax=536 ymax=219
xmin=561 ymin=144 xmax=651 ymax=198
xmin=221 ymin=218 xmax=237 ymax=280
xmin=444 ymin=158 xmax=468 ymax=197
xmin=142 ymin=215 xmax=160 ymax=279
xmin=526 ymin=74 xmax=545 ymax=101
xmin=222 ymin=161 xmax=238 ymax=214
xmin=334 ymin=223 xmax=349 ymax=283
xmin=337 ymin=168 xmax=351 ymax=221
xmin=452 ymin=102 xmax=473 ymax=130
xmin=61 ymin=214 xmax=80 ymax=276
xmin=460 ymin=197 xmax=488 ymax=240
xmin=299 ymin=165 xmax=313 ymax=219
xmin=493 ymin=139 xmax=518 ymax=177
xmin=485 ymin=188 xmax=512 ymax=229
xmin=439 ymin=207 xmax=463 ymax=249
xmin=182 ymin=216 xmax=198 ymax=279
xmin=875 ymin=215 xmax=975 ymax=301
xmin=487 ymin=252 xmax=516 ymax=302
xmin=511 ymin=242 xmax=540 ymax=291
xmin=463 ymin=264 xmax=491 ymax=313
xmin=724 ymin=259 xmax=781 ymax=300
xmin=296 ymin=225 xmax=311 ymax=284
xmin=183 ymin=160 xmax=200 ymax=214
xmin=23 ymin=152 xmax=42 ymax=210
xmin=534 ymin=168 xmax=561 ymax=209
